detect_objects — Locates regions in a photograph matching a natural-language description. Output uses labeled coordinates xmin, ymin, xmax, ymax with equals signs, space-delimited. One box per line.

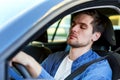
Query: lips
xmin=69 ymin=34 xmax=77 ymax=39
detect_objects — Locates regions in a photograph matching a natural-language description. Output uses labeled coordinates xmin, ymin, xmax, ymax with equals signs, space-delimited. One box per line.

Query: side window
xmin=47 ymin=15 xmax=71 ymax=42
xmin=109 ymin=15 xmax=120 ymax=30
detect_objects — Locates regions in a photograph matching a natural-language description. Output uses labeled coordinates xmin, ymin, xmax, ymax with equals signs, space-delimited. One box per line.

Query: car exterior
xmin=0 ymin=0 xmax=120 ymax=80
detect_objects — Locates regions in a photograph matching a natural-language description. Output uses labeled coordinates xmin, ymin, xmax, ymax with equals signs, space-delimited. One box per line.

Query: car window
xmin=109 ymin=15 xmax=120 ymax=30
xmin=47 ymin=15 xmax=71 ymax=42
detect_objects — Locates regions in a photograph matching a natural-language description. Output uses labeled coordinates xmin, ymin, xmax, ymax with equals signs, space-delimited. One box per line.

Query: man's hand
xmin=11 ymin=51 xmax=42 ymax=78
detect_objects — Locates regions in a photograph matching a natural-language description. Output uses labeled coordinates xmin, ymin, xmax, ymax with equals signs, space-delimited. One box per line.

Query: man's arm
xmin=11 ymin=51 xmax=54 ymax=79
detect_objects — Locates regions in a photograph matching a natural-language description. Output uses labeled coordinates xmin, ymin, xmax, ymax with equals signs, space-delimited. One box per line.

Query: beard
xmin=67 ymin=38 xmax=91 ymax=48
xmin=67 ymin=40 xmax=87 ymax=48
xmin=67 ymin=31 xmax=92 ymax=48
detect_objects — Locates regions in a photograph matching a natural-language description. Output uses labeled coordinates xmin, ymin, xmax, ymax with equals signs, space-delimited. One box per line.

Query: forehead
xmin=73 ymin=13 xmax=94 ymax=24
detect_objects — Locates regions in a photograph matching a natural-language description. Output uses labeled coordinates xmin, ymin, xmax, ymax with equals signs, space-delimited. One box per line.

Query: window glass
xmin=47 ymin=15 xmax=71 ymax=42
xmin=109 ymin=15 xmax=120 ymax=30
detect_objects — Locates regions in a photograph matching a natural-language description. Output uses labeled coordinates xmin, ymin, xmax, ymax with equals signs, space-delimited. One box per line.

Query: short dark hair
xmin=72 ymin=9 xmax=110 ymax=34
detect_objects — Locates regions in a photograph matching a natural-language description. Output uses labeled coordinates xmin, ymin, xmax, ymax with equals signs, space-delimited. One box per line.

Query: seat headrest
xmin=114 ymin=30 xmax=120 ymax=45
xmin=102 ymin=15 xmax=116 ymax=46
xmin=94 ymin=15 xmax=116 ymax=47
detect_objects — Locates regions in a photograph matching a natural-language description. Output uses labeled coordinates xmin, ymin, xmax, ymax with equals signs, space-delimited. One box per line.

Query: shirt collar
xmin=73 ymin=49 xmax=93 ymax=64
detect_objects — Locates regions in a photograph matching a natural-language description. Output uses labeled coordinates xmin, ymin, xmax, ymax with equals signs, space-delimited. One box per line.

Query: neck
xmin=68 ymin=46 xmax=91 ymax=61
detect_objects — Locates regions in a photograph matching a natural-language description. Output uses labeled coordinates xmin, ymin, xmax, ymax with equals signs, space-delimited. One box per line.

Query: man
xmin=10 ymin=9 xmax=112 ymax=80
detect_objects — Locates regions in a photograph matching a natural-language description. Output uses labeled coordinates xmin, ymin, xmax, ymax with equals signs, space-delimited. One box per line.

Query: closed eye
xmin=79 ymin=23 xmax=87 ymax=29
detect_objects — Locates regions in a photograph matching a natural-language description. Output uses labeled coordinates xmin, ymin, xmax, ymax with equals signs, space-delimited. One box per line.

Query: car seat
xmin=92 ymin=15 xmax=120 ymax=80
xmin=111 ymin=30 xmax=120 ymax=53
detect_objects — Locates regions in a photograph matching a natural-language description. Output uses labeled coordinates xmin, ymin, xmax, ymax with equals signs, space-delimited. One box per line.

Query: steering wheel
xmin=10 ymin=62 xmax=32 ymax=79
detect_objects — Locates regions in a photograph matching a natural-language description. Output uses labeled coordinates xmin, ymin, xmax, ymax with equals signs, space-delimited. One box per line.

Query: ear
xmin=92 ymin=32 xmax=101 ymax=41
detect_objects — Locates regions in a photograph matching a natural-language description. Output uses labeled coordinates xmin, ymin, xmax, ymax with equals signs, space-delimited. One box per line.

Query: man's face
xmin=67 ymin=13 xmax=96 ymax=48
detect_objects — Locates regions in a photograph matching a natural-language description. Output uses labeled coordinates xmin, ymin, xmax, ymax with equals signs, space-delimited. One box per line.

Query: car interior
xmin=11 ymin=7 xmax=120 ymax=79
xmin=22 ymin=8 xmax=120 ymax=62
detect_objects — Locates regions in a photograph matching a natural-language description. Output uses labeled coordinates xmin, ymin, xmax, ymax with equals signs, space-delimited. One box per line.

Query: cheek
xmin=78 ymin=32 xmax=93 ymax=41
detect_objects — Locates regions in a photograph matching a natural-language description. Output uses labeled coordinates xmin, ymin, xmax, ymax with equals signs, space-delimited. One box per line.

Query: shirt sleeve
xmin=37 ymin=67 xmax=54 ymax=80
xmin=9 ymin=66 xmax=54 ymax=80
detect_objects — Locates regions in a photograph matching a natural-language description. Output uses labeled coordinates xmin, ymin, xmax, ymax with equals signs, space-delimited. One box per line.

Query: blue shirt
xmin=9 ymin=49 xmax=112 ymax=80
xmin=38 ymin=49 xmax=112 ymax=80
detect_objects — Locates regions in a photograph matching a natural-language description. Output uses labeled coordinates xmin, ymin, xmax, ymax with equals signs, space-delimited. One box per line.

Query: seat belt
xmin=64 ymin=55 xmax=108 ymax=80
xmin=65 ymin=47 xmax=120 ymax=80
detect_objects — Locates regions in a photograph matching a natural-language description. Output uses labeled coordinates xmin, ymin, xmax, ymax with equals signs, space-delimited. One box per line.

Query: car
xmin=0 ymin=0 xmax=120 ymax=80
